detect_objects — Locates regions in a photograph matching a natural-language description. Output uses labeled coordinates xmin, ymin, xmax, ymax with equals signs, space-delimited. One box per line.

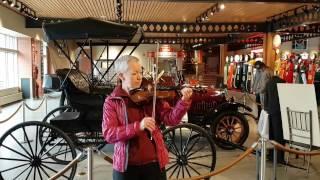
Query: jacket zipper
xmin=123 ymin=100 xmax=129 ymax=171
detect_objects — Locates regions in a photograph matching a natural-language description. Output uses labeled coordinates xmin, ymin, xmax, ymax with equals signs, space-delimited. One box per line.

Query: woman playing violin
xmin=102 ymin=55 xmax=192 ymax=180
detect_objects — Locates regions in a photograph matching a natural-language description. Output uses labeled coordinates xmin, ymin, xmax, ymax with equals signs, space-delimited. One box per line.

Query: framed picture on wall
xmin=292 ymin=39 xmax=308 ymax=50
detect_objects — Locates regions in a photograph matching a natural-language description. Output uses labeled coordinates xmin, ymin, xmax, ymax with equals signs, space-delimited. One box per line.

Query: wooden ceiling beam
xmin=26 ymin=17 xmax=267 ymax=33
xmin=142 ymin=36 xmax=263 ymax=45
xmin=280 ymin=33 xmax=320 ymax=42
xmin=128 ymin=21 xmax=267 ymax=33
xmin=134 ymin=0 xmax=320 ymax=4
xmin=279 ymin=23 xmax=320 ymax=33
xmin=270 ymin=6 xmax=320 ymax=31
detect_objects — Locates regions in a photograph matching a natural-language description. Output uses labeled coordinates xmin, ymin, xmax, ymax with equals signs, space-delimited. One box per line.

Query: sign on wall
xmin=292 ymin=39 xmax=308 ymax=50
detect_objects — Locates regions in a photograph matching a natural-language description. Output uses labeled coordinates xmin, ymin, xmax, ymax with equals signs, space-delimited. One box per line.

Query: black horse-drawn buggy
xmin=0 ymin=18 xmax=253 ymax=179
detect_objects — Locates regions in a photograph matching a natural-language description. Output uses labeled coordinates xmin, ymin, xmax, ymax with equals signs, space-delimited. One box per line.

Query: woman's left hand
xmin=181 ymin=87 xmax=193 ymax=101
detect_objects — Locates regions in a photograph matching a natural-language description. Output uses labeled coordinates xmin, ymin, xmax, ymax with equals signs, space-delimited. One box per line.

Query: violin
xmin=129 ymin=85 xmax=178 ymax=105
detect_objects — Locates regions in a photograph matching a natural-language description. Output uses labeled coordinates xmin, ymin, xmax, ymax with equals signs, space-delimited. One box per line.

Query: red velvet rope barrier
xmin=269 ymin=140 xmax=320 ymax=156
xmin=176 ymin=142 xmax=258 ymax=180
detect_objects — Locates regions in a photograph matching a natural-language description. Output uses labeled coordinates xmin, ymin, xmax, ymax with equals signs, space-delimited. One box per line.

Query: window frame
xmin=0 ymin=32 xmax=18 ymax=90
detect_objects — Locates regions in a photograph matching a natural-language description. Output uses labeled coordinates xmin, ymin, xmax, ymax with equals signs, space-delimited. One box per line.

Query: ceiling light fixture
xmin=219 ymin=4 xmax=225 ymax=10
xmin=196 ymin=2 xmax=225 ymax=23
xmin=116 ymin=0 xmax=122 ymax=22
xmin=192 ymin=43 xmax=202 ymax=48
xmin=14 ymin=2 xmax=20 ymax=10
xmin=9 ymin=0 xmax=15 ymax=7
xmin=312 ymin=5 xmax=320 ymax=12
xmin=183 ymin=25 xmax=188 ymax=33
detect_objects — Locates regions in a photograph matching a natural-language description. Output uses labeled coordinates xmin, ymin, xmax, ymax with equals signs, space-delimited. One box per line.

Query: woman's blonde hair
xmin=114 ymin=55 xmax=140 ymax=74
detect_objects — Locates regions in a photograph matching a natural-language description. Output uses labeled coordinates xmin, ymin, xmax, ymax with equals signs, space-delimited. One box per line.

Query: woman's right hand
xmin=140 ymin=117 xmax=156 ymax=132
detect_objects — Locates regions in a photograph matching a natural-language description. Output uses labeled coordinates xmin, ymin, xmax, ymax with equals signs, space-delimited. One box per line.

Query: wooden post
xmin=263 ymin=33 xmax=276 ymax=70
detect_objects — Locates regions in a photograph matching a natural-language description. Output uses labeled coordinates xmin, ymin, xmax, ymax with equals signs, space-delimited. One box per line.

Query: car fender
xmin=204 ymin=102 xmax=252 ymax=123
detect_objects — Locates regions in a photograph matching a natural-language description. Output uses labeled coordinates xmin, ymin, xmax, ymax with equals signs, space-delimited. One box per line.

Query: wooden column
xmin=18 ymin=37 xmax=32 ymax=99
xmin=263 ymin=33 xmax=276 ymax=70
xmin=219 ymin=44 xmax=228 ymax=76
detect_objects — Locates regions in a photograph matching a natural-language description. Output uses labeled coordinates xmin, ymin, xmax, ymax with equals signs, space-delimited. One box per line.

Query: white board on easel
xmin=277 ymin=84 xmax=320 ymax=147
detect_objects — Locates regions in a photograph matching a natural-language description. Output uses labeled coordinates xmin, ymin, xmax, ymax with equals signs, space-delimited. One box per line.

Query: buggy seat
xmin=52 ymin=68 xmax=114 ymax=132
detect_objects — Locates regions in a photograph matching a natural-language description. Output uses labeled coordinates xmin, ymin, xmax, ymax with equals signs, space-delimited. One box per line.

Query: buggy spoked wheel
xmin=0 ymin=121 xmax=77 ymax=180
xmin=211 ymin=111 xmax=249 ymax=150
xmin=163 ymin=123 xmax=216 ymax=180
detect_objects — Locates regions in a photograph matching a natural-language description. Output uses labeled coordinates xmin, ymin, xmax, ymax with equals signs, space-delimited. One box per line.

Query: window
xmin=0 ymin=33 xmax=18 ymax=90
xmin=0 ymin=34 xmax=5 ymax=48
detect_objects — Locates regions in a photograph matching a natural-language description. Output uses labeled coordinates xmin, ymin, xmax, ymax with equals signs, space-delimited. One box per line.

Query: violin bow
xmin=151 ymin=42 xmax=160 ymax=140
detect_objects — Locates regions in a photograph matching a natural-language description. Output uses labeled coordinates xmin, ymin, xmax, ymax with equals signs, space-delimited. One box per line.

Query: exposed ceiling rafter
xmin=268 ymin=4 xmax=320 ymax=31
xmin=134 ymin=0 xmax=320 ymax=4
xmin=26 ymin=17 xmax=267 ymax=33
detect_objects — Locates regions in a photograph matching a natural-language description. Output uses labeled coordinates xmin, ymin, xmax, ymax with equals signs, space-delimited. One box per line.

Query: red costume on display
xmin=227 ymin=62 xmax=235 ymax=89
xmin=279 ymin=60 xmax=287 ymax=80
xmin=307 ymin=62 xmax=316 ymax=84
xmin=284 ymin=60 xmax=294 ymax=83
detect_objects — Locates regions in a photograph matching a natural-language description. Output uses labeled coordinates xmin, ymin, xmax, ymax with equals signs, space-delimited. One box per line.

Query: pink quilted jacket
xmin=102 ymin=86 xmax=191 ymax=172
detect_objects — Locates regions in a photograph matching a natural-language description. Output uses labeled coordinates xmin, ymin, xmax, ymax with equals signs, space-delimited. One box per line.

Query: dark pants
xmin=256 ymin=93 xmax=262 ymax=119
xmin=113 ymin=162 xmax=167 ymax=180
xmin=268 ymin=113 xmax=285 ymax=162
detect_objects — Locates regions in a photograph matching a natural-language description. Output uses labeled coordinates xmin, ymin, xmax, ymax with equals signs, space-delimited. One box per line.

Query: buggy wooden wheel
xmin=0 ymin=121 xmax=77 ymax=180
xmin=163 ymin=123 xmax=216 ymax=179
xmin=211 ymin=111 xmax=249 ymax=150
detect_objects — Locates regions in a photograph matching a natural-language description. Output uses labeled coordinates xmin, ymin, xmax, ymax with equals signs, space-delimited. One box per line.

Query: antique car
xmin=156 ymin=76 xmax=252 ymax=150
xmin=186 ymin=86 xmax=251 ymax=150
